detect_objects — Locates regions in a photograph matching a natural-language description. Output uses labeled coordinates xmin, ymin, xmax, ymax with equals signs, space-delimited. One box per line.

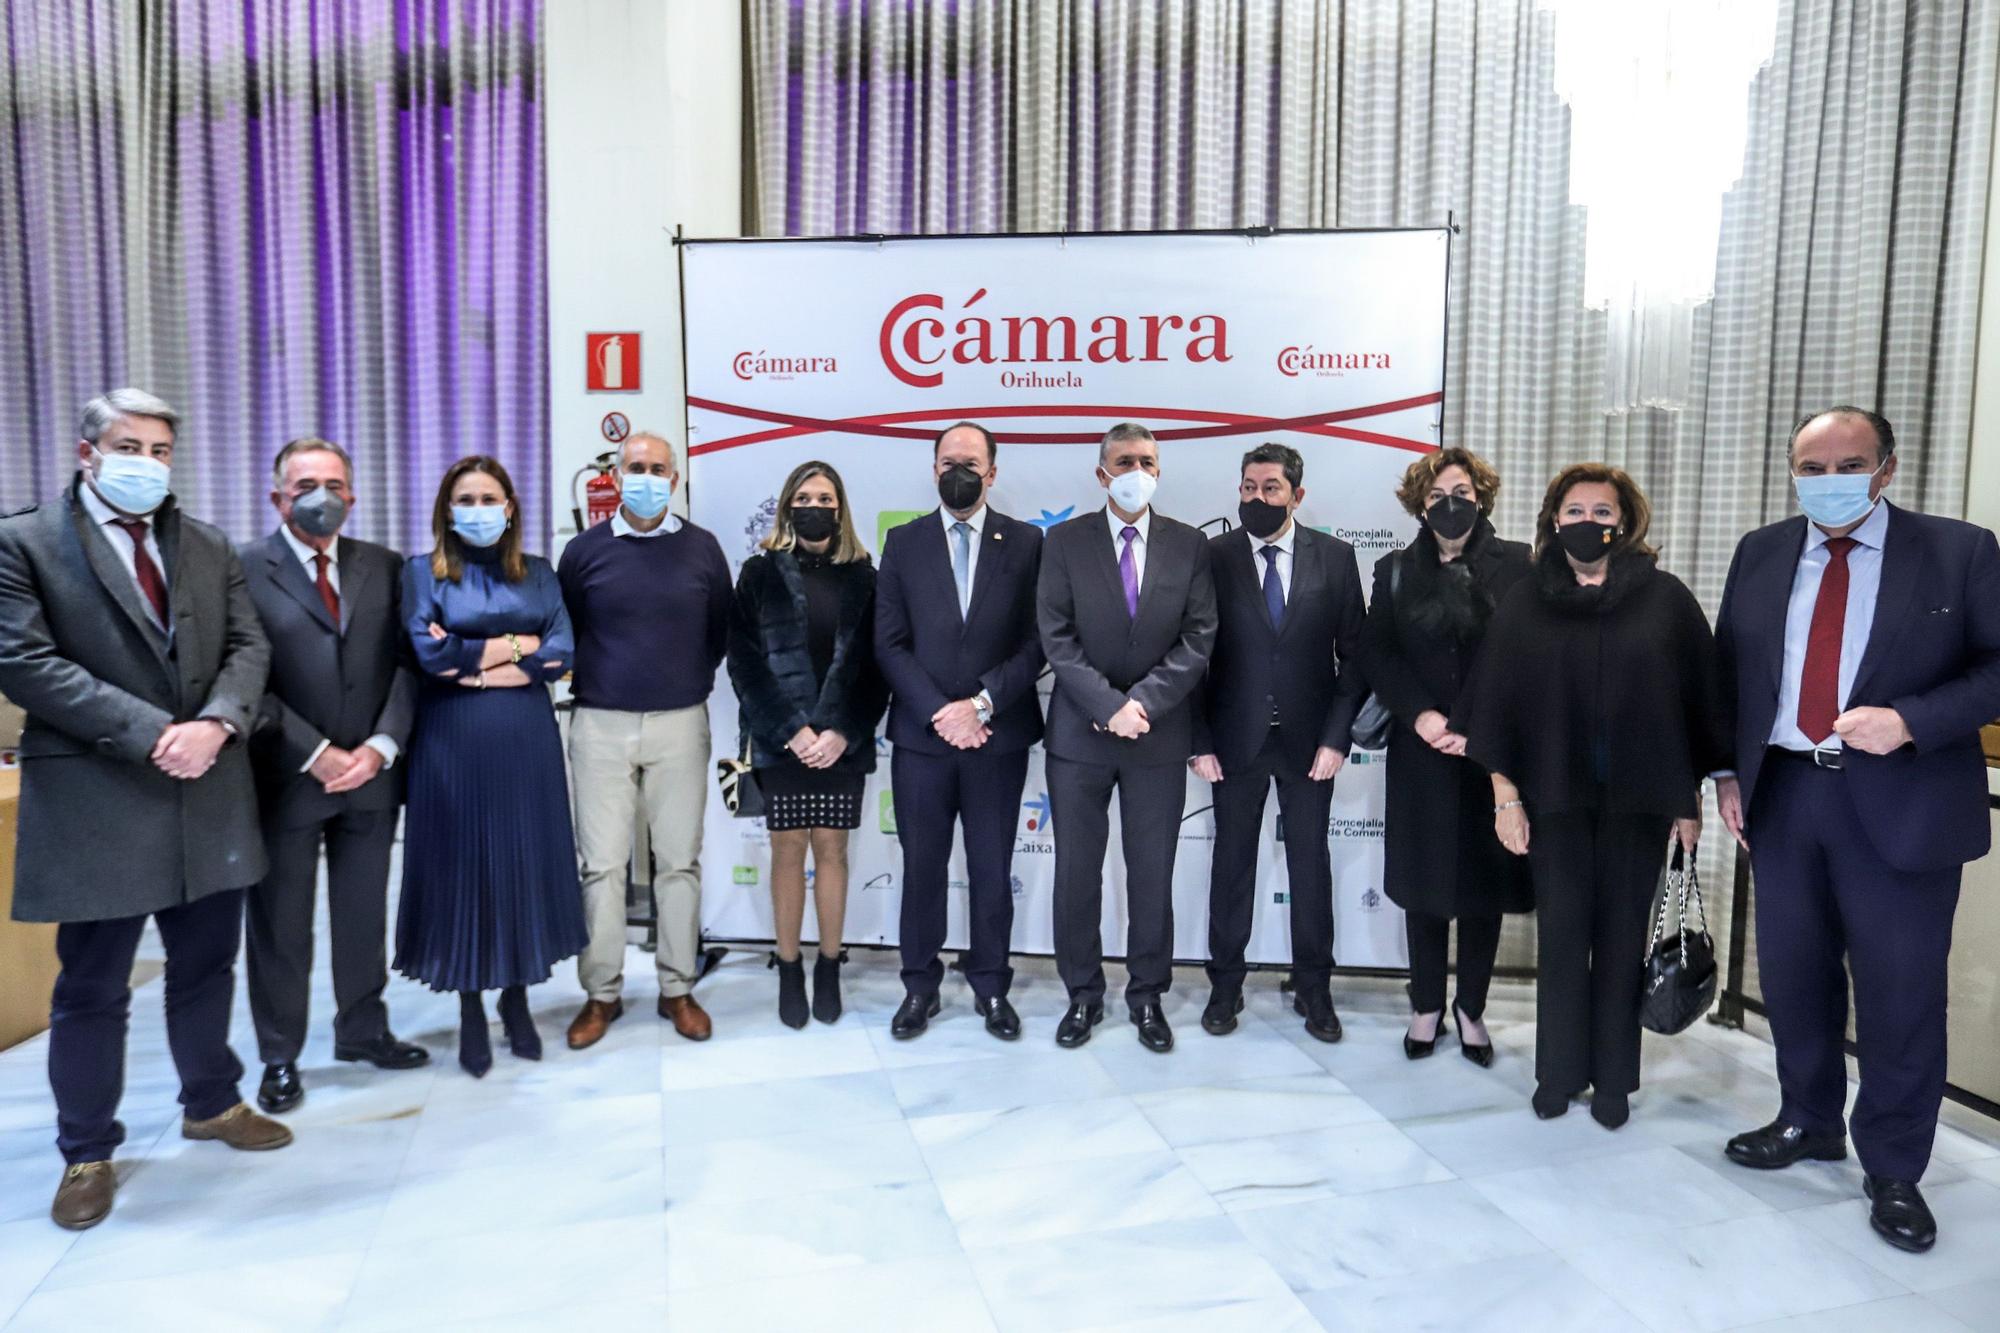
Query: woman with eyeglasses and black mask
xmin=1360 ymin=448 xmax=1533 ymax=1068
xmin=727 ymin=460 xmax=888 ymax=1029
xmin=1459 ymin=463 xmax=1727 ymax=1129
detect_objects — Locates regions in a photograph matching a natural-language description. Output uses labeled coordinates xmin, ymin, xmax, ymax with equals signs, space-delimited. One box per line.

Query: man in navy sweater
xmin=875 ymin=422 xmax=1045 ymax=1040
xmin=557 ymin=432 xmax=732 ymax=1049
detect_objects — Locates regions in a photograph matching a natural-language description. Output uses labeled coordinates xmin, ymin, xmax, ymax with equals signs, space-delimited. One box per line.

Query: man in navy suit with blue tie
xmin=1715 ymin=407 xmax=2000 ymax=1254
xmin=875 ymin=422 xmax=1045 ymax=1041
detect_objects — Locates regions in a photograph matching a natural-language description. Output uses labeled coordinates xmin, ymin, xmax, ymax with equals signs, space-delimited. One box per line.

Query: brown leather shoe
xmin=181 ymin=1102 xmax=294 ymax=1151
xmin=660 ymin=994 xmax=713 ymax=1042
xmin=566 ymin=998 xmax=625 ymax=1050
xmin=51 ymin=1161 xmax=116 ymax=1230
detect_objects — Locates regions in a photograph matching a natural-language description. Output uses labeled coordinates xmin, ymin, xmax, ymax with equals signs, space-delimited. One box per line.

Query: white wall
xmin=544 ymin=0 xmax=743 ymax=546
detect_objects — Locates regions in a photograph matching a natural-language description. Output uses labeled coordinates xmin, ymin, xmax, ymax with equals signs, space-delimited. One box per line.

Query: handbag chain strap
xmin=1652 ymin=845 xmax=1711 ymax=962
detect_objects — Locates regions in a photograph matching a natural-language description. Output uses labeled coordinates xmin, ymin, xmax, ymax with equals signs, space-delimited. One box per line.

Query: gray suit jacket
xmin=1036 ymin=507 xmax=1217 ymax=767
xmin=0 ymin=479 xmax=270 ymax=922
xmin=239 ymin=530 xmax=417 ymax=828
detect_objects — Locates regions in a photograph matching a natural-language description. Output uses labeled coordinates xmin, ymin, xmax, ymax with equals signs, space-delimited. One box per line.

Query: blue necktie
xmin=1262 ymin=544 xmax=1285 ymax=631
xmin=951 ymin=521 xmax=972 ymax=617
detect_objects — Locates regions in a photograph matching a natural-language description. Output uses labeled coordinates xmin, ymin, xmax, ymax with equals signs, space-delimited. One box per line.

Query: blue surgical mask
xmin=451 ymin=505 xmax=508 ymax=547
xmin=1793 ymin=464 xmax=1883 ymax=529
xmin=619 ymin=472 xmax=674 ymax=521
xmin=91 ymin=449 xmax=171 ymax=516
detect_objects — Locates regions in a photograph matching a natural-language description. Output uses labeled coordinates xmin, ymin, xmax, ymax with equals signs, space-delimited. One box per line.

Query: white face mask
xmin=1102 ymin=467 xmax=1157 ymax=514
xmin=91 ymin=449 xmax=172 ymax=516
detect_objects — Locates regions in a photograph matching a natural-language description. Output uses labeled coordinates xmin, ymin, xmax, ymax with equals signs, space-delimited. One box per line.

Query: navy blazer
xmin=873 ymin=508 xmax=1045 ymax=756
xmin=1036 ymin=507 xmax=1218 ymax=767
xmin=1194 ymin=523 xmax=1368 ymax=774
xmin=1716 ymin=503 xmax=2000 ymax=873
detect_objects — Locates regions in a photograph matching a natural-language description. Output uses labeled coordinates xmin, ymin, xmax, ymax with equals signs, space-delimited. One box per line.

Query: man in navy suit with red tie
xmin=1715 ymin=407 xmax=2000 ymax=1254
xmin=875 ymin=422 xmax=1045 ymax=1041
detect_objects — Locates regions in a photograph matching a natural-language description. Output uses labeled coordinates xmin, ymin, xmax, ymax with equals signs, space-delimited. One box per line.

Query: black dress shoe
xmin=1452 ymin=1002 xmax=1493 ymax=1068
xmin=890 ymin=993 xmax=941 ymax=1040
xmin=1131 ymin=1001 xmax=1174 ymax=1053
xmin=1724 ymin=1120 xmax=1848 ymax=1170
xmin=1200 ymin=989 xmax=1244 ymax=1036
xmin=1294 ymin=990 xmax=1342 ymax=1043
xmin=332 ymin=1033 xmax=431 ymax=1071
xmin=1864 ymin=1175 xmax=1937 ymax=1253
xmin=1055 ymin=1000 xmax=1104 ymax=1048
xmin=257 ymin=1062 xmax=303 ymax=1114
xmin=976 ymin=995 xmax=1021 ymax=1041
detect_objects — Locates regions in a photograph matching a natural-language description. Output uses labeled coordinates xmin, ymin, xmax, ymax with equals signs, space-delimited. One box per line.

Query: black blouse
xmin=1460 ymin=547 xmax=1729 ymax=819
xmin=798 ymin=550 xmax=841 ymax=685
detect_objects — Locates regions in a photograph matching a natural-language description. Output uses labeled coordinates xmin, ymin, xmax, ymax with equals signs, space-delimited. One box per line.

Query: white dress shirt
xmin=1768 ymin=500 xmax=1888 ymax=752
xmin=1252 ymin=520 xmax=1297 ymax=602
xmin=1105 ymin=504 xmax=1152 ymax=592
xmin=610 ymin=508 xmax=683 ymax=538
xmin=78 ymin=478 xmax=168 ymax=628
xmin=941 ymin=502 xmax=989 ymax=592
xmin=278 ymin=523 xmax=401 ymax=773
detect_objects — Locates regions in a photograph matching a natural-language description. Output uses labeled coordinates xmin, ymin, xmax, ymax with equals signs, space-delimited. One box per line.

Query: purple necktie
xmin=1118 ymin=525 xmax=1140 ymax=617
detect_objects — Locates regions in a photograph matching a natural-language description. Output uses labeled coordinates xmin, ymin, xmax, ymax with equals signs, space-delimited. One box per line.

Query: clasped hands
xmin=151 ymin=719 xmax=229 ymax=781
xmin=309 ymin=743 xmax=385 ymax=794
xmin=932 ymin=698 xmax=990 ymax=749
xmin=787 ymin=725 xmax=849 ymax=769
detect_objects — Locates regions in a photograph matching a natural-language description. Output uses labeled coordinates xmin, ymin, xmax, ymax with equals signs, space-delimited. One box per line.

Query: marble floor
xmin=2 ymin=937 xmax=1999 ymax=1333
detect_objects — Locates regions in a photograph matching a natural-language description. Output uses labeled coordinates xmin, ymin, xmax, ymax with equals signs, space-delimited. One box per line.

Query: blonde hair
xmin=762 ymin=460 xmax=868 ymax=563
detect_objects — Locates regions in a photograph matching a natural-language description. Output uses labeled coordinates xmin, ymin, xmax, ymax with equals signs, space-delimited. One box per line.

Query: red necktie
xmin=314 ymin=552 xmax=341 ymax=626
xmin=1797 ymin=536 xmax=1857 ymax=745
xmin=112 ymin=518 xmax=169 ymax=625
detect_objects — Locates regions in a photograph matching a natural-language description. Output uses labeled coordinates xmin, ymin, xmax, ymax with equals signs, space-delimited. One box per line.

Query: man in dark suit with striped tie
xmin=875 ymin=422 xmax=1045 ymax=1041
xmin=1714 ymin=407 xmax=2000 ymax=1254
xmin=1190 ymin=443 xmax=1367 ymax=1044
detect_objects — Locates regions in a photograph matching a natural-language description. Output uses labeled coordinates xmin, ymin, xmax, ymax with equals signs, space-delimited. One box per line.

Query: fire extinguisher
xmin=570 ymin=452 xmax=619 ymax=530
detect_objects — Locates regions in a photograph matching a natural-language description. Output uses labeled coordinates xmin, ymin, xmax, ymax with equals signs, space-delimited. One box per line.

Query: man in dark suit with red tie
xmin=1714 ymin=406 xmax=2000 ymax=1253
xmin=875 ymin=422 xmax=1045 ymax=1041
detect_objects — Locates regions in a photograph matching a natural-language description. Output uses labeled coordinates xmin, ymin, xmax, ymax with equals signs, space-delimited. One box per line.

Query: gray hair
xmin=271 ymin=437 xmax=354 ymax=489
xmin=80 ymin=388 xmax=178 ymax=444
xmin=619 ymin=431 xmax=679 ymax=471
xmin=1099 ymin=421 xmax=1156 ymax=464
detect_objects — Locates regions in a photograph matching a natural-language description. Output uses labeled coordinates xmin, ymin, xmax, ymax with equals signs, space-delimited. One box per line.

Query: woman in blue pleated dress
xmin=395 ymin=455 xmax=588 ymax=1077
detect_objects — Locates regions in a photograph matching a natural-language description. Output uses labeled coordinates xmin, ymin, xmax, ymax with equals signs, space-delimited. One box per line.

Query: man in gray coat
xmin=0 ymin=389 xmax=293 ymax=1233
xmin=240 ymin=437 xmax=426 ymax=1117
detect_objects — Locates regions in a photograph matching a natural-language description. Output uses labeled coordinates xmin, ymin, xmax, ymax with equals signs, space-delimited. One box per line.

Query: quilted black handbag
xmin=716 ymin=731 xmax=764 ymax=819
xmin=1639 ymin=842 xmax=1717 ymax=1035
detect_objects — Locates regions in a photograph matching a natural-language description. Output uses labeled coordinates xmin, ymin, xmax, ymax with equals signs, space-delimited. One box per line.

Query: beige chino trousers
xmin=570 ymin=704 xmax=710 ymax=1000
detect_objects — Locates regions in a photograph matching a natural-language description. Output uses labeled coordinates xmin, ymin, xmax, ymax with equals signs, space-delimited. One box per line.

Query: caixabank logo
xmin=1016 ymin=792 xmax=1053 ymax=854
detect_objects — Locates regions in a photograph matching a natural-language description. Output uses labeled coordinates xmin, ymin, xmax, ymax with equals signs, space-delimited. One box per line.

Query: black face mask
xmin=937 ymin=464 xmax=984 ymax=512
xmin=1237 ymin=498 xmax=1289 ymax=539
xmin=1555 ymin=520 xmax=1618 ymax=563
xmin=1425 ymin=494 xmax=1477 ymax=541
xmin=791 ymin=505 xmax=839 ymax=543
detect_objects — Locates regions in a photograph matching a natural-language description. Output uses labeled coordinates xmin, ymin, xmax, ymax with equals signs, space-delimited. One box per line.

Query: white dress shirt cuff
xmin=300 ymin=738 xmax=331 ymax=774
xmin=363 ymin=735 xmax=401 ymax=768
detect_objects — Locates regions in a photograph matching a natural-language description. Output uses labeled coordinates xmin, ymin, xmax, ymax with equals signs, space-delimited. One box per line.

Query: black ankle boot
xmin=812 ymin=951 xmax=844 ymax=1025
xmin=775 ymin=954 xmax=808 ymax=1029
xmin=1532 ymin=1083 xmax=1569 ymax=1119
xmin=497 ymin=985 xmax=542 ymax=1061
xmin=458 ymin=992 xmax=493 ymax=1078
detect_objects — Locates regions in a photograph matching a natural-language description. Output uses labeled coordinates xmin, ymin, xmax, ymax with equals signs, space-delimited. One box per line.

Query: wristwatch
xmin=973 ymin=691 xmax=993 ymax=726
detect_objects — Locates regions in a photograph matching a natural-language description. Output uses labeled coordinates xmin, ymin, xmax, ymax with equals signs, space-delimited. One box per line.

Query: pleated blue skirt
xmin=394 ymin=683 xmax=588 ymax=993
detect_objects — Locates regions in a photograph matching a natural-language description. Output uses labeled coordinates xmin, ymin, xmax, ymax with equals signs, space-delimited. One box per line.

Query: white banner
xmin=682 ymin=230 xmax=1446 ymax=968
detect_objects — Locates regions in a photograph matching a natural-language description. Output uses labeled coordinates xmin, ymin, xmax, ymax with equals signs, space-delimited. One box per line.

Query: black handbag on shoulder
xmin=1639 ymin=842 xmax=1717 ymax=1035
xmin=1348 ymin=551 xmax=1402 ymax=751
xmin=717 ymin=731 xmax=764 ymax=819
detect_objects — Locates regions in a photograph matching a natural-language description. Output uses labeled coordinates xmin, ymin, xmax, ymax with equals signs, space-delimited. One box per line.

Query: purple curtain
xmin=0 ymin=0 xmax=548 ymax=556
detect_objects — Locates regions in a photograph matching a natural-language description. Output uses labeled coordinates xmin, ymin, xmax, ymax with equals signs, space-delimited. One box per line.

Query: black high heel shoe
xmin=1452 ymin=1001 xmax=1494 ymax=1069
xmin=1403 ymin=1010 xmax=1442 ymax=1060
xmin=497 ymin=985 xmax=542 ymax=1061
xmin=458 ymin=992 xmax=493 ymax=1078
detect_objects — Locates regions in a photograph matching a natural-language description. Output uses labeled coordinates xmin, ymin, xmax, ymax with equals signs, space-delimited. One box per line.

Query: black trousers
xmin=49 ymin=889 xmax=247 ymax=1164
xmin=1048 ymin=753 xmax=1185 ymax=1009
xmin=245 ymin=806 xmax=397 ymax=1064
xmin=892 ymin=745 xmax=1031 ymax=1001
xmin=1205 ymin=726 xmax=1335 ymax=993
xmin=1750 ymin=752 xmax=1961 ymax=1182
xmin=1405 ymin=909 xmax=1503 ymax=1020
xmin=1527 ymin=809 xmax=1668 ymax=1098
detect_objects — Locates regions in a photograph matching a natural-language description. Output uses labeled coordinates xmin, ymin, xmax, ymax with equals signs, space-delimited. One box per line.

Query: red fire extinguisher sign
xmin=586 ymin=333 xmax=641 ymax=392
